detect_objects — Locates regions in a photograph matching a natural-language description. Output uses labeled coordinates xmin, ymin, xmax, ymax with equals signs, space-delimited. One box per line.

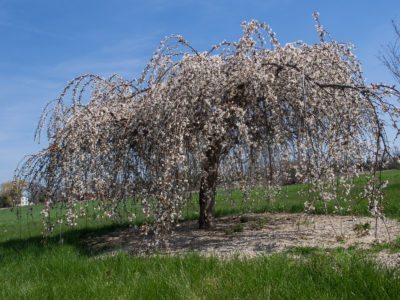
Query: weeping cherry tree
xmin=16 ymin=13 xmax=400 ymax=244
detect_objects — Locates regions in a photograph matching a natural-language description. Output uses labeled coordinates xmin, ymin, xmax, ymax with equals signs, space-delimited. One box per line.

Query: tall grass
xmin=1 ymin=246 xmax=399 ymax=299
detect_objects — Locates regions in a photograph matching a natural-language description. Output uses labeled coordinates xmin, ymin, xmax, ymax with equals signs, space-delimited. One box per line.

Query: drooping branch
xmin=15 ymin=14 xmax=400 ymax=244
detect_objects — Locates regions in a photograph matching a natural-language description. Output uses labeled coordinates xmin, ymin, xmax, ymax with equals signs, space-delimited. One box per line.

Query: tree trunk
xmin=267 ymin=144 xmax=274 ymax=182
xmin=199 ymin=148 xmax=219 ymax=229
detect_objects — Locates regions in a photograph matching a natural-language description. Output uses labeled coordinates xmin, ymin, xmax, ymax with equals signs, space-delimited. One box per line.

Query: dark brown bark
xmin=198 ymin=147 xmax=219 ymax=229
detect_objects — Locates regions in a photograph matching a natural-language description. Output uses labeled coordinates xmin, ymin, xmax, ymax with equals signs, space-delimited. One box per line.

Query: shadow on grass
xmin=0 ymin=204 xmax=372 ymax=259
xmin=0 ymin=203 xmax=301 ymax=258
xmin=0 ymin=222 xmax=137 ymax=258
xmin=2 ymin=170 xmax=399 ymax=260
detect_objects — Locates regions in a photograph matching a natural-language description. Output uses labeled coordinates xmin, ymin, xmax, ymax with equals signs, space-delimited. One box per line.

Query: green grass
xmin=0 ymin=169 xmax=399 ymax=299
xmin=2 ymin=169 xmax=399 ymax=243
xmin=1 ymin=245 xmax=399 ymax=299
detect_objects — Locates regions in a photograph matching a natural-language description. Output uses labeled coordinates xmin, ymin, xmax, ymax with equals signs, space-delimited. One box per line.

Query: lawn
xmin=1 ymin=247 xmax=400 ymax=299
xmin=0 ymin=169 xmax=399 ymax=299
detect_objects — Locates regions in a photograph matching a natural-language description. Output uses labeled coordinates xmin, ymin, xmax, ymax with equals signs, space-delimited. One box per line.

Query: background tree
xmin=16 ymin=14 xmax=400 ymax=243
xmin=381 ymin=20 xmax=400 ymax=139
xmin=0 ymin=180 xmax=25 ymax=207
xmin=381 ymin=21 xmax=400 ymax=85
xmin=28 ymin=182 xmax=47 ymax=204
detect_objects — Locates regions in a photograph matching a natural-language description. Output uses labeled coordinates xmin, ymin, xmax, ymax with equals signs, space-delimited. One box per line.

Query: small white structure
xmin=20 ymin=196 xmax=29 ymax=206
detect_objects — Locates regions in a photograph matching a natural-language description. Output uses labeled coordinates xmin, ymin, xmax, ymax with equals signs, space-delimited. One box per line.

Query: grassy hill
xmin=0 ymin=170 xmax=399 ymax=299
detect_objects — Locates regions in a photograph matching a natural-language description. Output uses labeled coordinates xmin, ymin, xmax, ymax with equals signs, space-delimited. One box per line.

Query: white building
xmin=20 ymin=196 xmax=29 ymax=206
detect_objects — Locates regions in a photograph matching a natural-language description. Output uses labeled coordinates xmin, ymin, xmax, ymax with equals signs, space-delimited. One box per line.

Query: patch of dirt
xmin=84 ymin=213 xmax=400 ymax=258
xmin=375 ymin=251 xmax=400 ymax=269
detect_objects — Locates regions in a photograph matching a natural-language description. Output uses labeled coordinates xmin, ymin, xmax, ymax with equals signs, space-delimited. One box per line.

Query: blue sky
xmin=0 ymin=0 xmax=399 ymax=182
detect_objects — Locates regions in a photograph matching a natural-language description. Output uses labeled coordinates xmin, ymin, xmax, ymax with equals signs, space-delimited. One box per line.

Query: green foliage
xmin=239 ymin=215 xmax=251 ymax=223
xmin=224 ymin=223 xmax=244 ymax=235
xmin=0 ymin=180 xmax=26 ymax=207
xmin=0 ymin=195 xmax=10 ymax=208
xmin=247 ymin=218 xmax=269 ymax=230
xmin=0 ymin=181 xmax=14 ymax=207
xmin=353 ymin=222 xmax=371 ymax=237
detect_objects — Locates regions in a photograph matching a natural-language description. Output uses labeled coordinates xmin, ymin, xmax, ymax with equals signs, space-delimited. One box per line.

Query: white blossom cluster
xmin=15 ymin=15 xmax=400 ymax=245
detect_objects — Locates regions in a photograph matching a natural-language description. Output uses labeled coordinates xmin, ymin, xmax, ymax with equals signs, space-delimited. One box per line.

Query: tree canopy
xmin=17 ymin=14 xmax=400 ymax=243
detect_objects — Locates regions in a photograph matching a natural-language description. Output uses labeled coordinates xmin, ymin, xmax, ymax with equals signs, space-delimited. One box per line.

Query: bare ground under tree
xmin=84 ymin=213 xmax=400 ymax=259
